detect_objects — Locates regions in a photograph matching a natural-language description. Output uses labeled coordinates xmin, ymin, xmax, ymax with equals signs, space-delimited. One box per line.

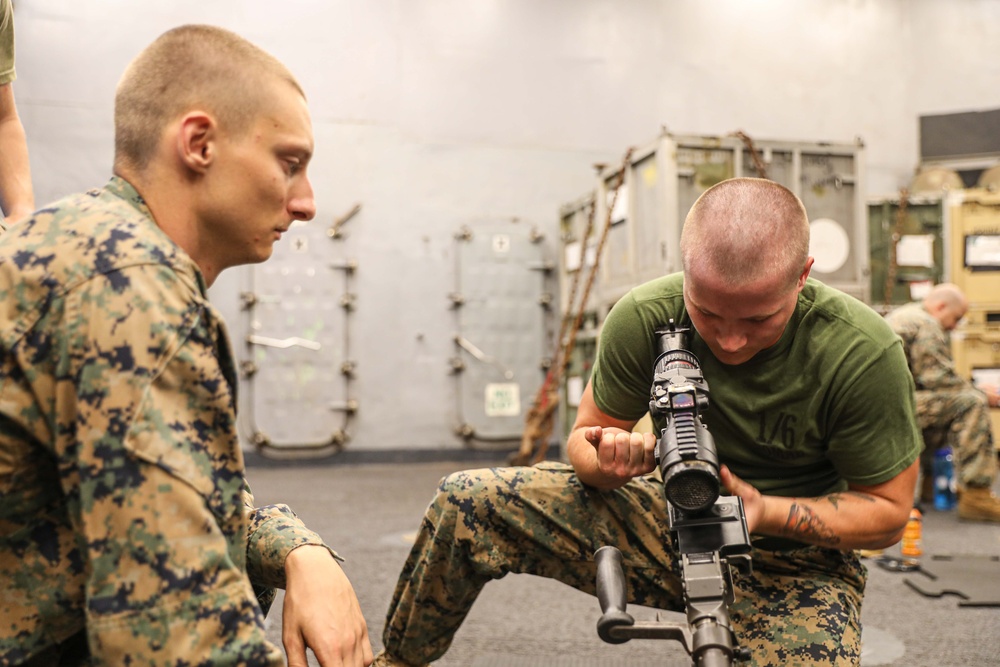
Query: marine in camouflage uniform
xmin=885 ymin=293 xmax=1000 ymax=519
xmin=0 ymin=177 xmax=337 ymax=665
xmin=377 ymin=265 xmax=920 ymax=667
xmin=381 ymin=463 xmax=867 ymax=667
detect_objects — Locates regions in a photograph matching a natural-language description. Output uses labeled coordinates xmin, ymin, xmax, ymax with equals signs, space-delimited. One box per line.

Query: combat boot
xmin=372 ymin=650 xmax=429 ymax=667
xmin=957 ymin=487 xmax=1000 ymax=522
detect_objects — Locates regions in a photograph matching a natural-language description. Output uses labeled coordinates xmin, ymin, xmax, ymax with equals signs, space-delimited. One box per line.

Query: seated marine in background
xmin=885 ymin=283 xmax=1000 ymax=522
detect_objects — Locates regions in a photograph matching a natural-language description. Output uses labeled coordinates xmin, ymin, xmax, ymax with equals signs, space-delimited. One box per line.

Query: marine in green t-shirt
xmin=592 ymin=272 xmax=921 ymax=498
xmin=373 ymin=177 xmax=925 ymax=667
xmin=567 ymin=177 xmax=921 ymax=551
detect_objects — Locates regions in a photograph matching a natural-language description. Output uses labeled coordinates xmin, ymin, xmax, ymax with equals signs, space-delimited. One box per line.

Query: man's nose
xmin=716 ymin=327 xmax=747 ymax=353
xmin=289 ymin=177 xmax=317 ymax=221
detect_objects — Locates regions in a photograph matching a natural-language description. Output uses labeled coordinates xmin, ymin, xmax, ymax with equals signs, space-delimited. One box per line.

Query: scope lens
xmin=664 ymin=467 xmax=719 ymax=513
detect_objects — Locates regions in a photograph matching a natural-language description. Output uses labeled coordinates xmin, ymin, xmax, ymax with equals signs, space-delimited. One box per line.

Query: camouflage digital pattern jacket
xmin=884 ymin=301 xmax=967 ymax=392
xmin=0 ymin=177 xmax=335 ymax=665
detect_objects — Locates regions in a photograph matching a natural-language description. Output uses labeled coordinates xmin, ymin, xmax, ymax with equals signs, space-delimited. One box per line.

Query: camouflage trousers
xmin=916 ymin=388 xmax=996 ymax=489
xmin=382 ymin=462 xmax=866 ymax=666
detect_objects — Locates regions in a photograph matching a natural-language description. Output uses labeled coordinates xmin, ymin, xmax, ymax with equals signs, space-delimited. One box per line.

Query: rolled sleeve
xmin=244 ymin=485 xmax=341 ymax=590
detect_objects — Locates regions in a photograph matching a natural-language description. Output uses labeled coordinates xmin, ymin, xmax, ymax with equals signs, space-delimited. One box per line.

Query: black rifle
xmin=595 ymin=320 xmax=752 ymax=667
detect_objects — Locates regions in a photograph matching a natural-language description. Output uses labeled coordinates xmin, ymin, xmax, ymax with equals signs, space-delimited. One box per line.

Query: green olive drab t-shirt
xmin=591 ymin=273 xmax=921 ymax=498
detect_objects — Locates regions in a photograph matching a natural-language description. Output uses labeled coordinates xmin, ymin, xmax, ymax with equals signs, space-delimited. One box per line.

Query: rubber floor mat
xmin=904 ymin=554 xmax=1000 ymax=606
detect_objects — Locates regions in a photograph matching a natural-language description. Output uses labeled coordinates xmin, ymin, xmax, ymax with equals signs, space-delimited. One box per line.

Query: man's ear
xmin=927 ymin=300 xmax=947 ymax=318
xmin=176 ymin=111 xmax=216 ymax=174
xmin=797 ymin=257 xmax=815 ymax=290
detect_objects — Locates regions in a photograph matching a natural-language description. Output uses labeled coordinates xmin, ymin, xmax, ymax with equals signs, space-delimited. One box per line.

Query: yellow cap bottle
xmin=900 ymin=508 xmax=923 ymax=560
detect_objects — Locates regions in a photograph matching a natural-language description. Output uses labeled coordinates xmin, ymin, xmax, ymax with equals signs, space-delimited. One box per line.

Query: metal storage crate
xmin=868 ymin=193 xmax=948 ymax=310
xmin=947 ymin=188 xmax=1000 ymax=307
xmin=951 ymin=325 xmax=1000 ymax=448
xmin=559 ymin=330 xmax=598 ymax=442
xmin=555 ymin=193 xmax=603 ymax=447
xmin=963 ymin=306 xmax=1000 ymax=328
xmin=591 ymin=131 xmax=869 ymax=309
xmin=558 ymin=192 xmax=597 ymax=319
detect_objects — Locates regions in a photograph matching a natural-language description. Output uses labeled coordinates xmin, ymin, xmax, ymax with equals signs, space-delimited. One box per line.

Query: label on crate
xmin=609 ymin=183 xmax=628 ymax=225
xmin=896 ymin=234 xmax=935 ymax=268
xmin=909 ymin=280 xmax=933 ymax=300
xmin=972 ymin=368 xmax=1000 ymax=389
xmin=965 ymin=234 xmax=1000 ymax=269
xmin=566 ymin=376 xmax=584 ymax=407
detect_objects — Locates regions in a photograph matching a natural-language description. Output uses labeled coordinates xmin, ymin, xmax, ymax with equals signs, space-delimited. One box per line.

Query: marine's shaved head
xmin=923 ymin=282 xmax=968 ymax=331
xmin=114 ymin=24 xmax=304 ymax=174
xmin=923 ymin=283 xmax=967 ymax=312
xmin=680 ymin=178 xmax=810 ymax=291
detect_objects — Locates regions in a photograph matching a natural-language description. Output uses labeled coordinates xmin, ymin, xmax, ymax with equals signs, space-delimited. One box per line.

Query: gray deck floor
xmin=246 ymin=457 xmax=1000 ymax=667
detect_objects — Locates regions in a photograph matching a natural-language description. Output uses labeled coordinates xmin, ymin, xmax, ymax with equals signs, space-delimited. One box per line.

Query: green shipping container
xmin=868 ymin=194 xmax=947 ymax=310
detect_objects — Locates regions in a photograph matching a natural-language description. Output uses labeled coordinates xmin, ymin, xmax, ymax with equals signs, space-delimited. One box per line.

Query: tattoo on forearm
xmin=825 ymin=491 xmax=876 ymax=510
xmin=784 ymin=503 xmax=841 ymax=546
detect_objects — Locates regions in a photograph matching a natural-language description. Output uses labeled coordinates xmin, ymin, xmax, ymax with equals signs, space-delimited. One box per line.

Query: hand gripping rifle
xmin=594 ymin=320 xmax=752 ymax=667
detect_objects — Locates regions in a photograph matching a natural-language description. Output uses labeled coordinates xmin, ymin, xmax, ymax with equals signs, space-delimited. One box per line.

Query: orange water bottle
xmin=900 ymin=508 xmax=922 ymax=561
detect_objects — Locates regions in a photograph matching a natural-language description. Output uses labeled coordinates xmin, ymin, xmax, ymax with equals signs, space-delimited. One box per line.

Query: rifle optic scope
xmin=650 ymin=323 xmax=720 ymax=514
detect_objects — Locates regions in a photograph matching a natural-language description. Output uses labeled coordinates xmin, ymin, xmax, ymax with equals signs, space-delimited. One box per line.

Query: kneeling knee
xmin=436 ymin=468 xmax=495 ymax=505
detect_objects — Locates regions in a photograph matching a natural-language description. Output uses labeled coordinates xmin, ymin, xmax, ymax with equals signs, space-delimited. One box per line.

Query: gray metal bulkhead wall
xmin=226 ymin=212 xmax=557 ymax=457
xmin=449 ymin=222 xmax=556 ymax=444
xmin=209 ymin=129 xmax=869 ymax=458
xmin=236 ymin=213 xmax=359 ymax=458
xmin=18 ymin=2 xmax=1000 ymax=459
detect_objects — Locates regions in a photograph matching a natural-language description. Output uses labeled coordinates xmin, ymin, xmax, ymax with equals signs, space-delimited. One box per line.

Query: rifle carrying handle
xmin=595 ymin=546 xmax=634 ymax=644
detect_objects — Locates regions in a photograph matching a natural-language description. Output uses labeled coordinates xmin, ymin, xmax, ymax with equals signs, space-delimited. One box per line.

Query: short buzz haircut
xmin=114 ymin=24 xmax=303 ymax=173
xmin=924 ymin=283 xmax=967 ymax=311
xmin=680 ymin=178 xmax=810 ymax=291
